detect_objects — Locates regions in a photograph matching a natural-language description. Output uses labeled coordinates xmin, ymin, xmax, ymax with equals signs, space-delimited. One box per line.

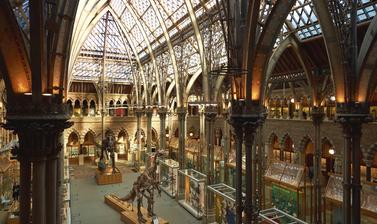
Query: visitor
xmin=12 ymin=183 xmax=19 ymax=201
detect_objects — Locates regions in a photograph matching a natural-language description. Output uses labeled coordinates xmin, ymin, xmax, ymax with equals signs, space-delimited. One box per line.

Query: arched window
xmin=74 ymin=100 xmax=81 ymax=117
xmin=109 ymin=100 xmax=114 ymax=116
xmin=89 ymin=100 xmax=96 ymax=116
xmin=82 ymin=100 xmax=88 ymax=116
xmin=115 ymin=100 xmax=123 ymax=117
xmin=67 ymin=100 xmax=73 ymax=116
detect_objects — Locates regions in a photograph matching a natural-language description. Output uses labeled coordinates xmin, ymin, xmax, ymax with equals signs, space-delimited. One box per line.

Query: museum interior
xmin=0 ymin=0 xmax=377 ymax=224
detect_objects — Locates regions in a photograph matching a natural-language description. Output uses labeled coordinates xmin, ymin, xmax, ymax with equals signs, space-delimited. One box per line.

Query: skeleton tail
xmin=121 ymin=188 xmax=136 ymax=202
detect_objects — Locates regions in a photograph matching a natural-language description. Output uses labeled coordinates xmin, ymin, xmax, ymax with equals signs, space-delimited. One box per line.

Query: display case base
xmin=161 ymin=186 xmax=176 ymax=198
xmin=95 ymin=168 xmax=122 ymax=185
xmin=105 ymin=194 xmax=168 ymax=224
xmin=178 ymin=200 xmax=203 ymax=219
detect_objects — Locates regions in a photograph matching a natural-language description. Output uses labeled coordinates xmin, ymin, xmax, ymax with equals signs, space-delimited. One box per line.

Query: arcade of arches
xmin=1 ymin=0 xmax=377 ymax=224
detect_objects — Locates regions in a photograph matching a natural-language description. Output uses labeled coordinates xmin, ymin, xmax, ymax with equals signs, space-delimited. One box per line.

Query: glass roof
xmin=7 ymin=0 xmax=377 ymax=83
xmin=72 ymin=11 xmax=134 ymax=82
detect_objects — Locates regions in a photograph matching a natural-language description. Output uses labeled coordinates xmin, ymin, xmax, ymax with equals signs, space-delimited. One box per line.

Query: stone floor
xmin=70 ymin=163 xmax=201 ymax=224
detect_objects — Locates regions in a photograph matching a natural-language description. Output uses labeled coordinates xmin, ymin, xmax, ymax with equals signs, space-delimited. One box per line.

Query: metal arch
xmin=149 ymin=0 xmax=180 ymax=107
xmin=251 ymin=0 xmax=296 ymax=103
xmin=185 ymin=67 xmax=202 ymax=99
xmin=184 ymin=0 xmax=209 ymax=103
xmin=68 ymin=2 xmax=109 ymax=83
xmin=53 ymin=0 xmax=80 ymax=96
xmin=120 ymin=1 xmax=160 ymax=106
xmin=312 ymin=0 xmax=346 ymax=103
xmin=166 ymin=81 xmax=176 ymax=101
xmin=264 ymin=35 xmax=317 ymax=104
xmin=0 ymin=1 xmax=31 ymax=94
xmin=108 ymin=7 xmax=147 ymax=105
xmin=357 ymin=15 xmax=377 ymax=102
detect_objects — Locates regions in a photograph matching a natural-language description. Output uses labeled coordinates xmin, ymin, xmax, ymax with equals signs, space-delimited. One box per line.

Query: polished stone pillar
xmin=146 ymin=107 xmax=153 ymax=153
xmin=46 ymin=157 xmax=57 ymax=224
xmin=177 ymin=107 xmax=186 ymax=169
xmin=337 ymin=103 xmax=370 ymax=224
xmin=204 ymin=106 xmax=217 ymax=222
xmin=19 ymin=158 xmax=31 ymax=224
xmin=229 ymin=120 xmax=243 ymax=224
xmin=243 ymin=121 xmax=259 ymax=223
xmin=158 ymin=107 xmax=167 ymax=151
xmin=33 ymin=158 xmax=46 ymax=224
xmin=312 ymin=107 xmax=324 ymax=224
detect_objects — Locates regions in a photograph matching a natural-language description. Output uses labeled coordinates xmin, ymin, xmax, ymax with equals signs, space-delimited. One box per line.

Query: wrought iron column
xmin=312 ymin=106 xmax=324 ymax=224
xmin=223 ymin=111 xmax=230 ymax=185
xmin=158 ymin=107 xmax=167 ymax=151
xmin=177 ymin=107 xmax=187 ymax=169
xmin=135 ymin=108 xmax=143 ymax=169
xmin=205 ymin=105 xmax=217 ymax=222
xmin=146 ymin=107 xmax=153 ymax=153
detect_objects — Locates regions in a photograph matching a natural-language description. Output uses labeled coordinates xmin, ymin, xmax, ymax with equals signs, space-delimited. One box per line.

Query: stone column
xmin=146 ymin=107 xmax=153 ymax=153
xmin=33 ymin=158 xmax=46 ymax=224
xmin=177 ymin=107 xmax=186 ymax=169
xmin=312 ymin=107 xmax=324 ymax=224
xmin=243 ymin=121 xmax=260 ymax=223
xmin=19 ymin=158 xmax=31 ymax=224
xmin=5 ymin=113 xmax=72 ymax=224
xmin=229 ymin=119 xmax=243 ymax=224
xmin=57 ymin=134 xmax=64 ymax=224
xmin=204 ymin=105 xmax=217 ymax=223
xmin=158 ymin=107 xmax=167 ymax=151
xmin=257 ymin=120 xmax=266 ymax=209
xmin=336 ymin=103 xmax=370 ymax=224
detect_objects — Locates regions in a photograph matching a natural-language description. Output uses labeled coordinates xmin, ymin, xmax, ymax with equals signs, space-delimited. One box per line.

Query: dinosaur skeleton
xmin=121 ymin=151 xmax=165 ymax=223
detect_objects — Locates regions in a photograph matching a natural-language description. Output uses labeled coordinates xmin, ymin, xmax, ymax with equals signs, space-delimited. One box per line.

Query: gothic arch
xmin=298 ymin=135 xmax=313 ymax=153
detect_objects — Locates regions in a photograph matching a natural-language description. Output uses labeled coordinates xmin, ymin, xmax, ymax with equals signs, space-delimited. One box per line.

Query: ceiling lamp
xmin=329 ymin=148 xmax=335 ymax=155
xmin=330 ymin=96 xmax=336 ymax=101
xmin=290 ymin=98 xmax=295 ymax=103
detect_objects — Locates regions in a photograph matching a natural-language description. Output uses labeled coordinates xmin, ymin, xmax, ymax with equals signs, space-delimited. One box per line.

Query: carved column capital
xmin=204 ymin=105 xmax=217 ymax=122
xmin=3 ymin=118 xmax=72 ymax=159
xmin=176 ymin=107 xmax=186 ymax=118
xmin=311 ymin=106 xmax=325 ymax=125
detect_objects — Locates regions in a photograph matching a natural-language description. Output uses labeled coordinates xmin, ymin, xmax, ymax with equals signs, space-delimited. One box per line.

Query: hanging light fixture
xmin=329 ymin=148 xmax=335 ymax=155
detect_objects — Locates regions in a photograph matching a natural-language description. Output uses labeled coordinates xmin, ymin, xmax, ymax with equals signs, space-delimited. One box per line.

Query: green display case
xmin=264 ymin=161 xmax=312 ymax=221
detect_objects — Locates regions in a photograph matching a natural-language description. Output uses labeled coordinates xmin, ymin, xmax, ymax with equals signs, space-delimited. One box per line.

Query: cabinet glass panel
xmin=159 ymin=159 xmax=179 ymax=197
xmin=178 ymin=169 xmax=206 ymax=219
xmin=207 ymin=183 xmax=237 ymax=224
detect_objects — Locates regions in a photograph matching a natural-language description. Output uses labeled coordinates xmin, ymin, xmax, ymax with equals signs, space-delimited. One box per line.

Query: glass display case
xmin=207 ymin=183 xmax=237 ymax=224
xmin=159 ymin=159 xmax=179 ymax=197
xmin=264 ymin=161 xmax=312 ymax=221
xmin=325 ymin=175 xmax=377 ymax=223
xmin=178 ymin=169 xmax=206 ymax=219
xmin=259 ymin=207 xmax=307 ymax=224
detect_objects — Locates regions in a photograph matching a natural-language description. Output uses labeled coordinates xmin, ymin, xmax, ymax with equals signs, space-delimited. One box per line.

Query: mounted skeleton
xmin=96 ymin=134 xmax=117 ymax=173
xmin=121 ymin=150 xmax=165 ymax=223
